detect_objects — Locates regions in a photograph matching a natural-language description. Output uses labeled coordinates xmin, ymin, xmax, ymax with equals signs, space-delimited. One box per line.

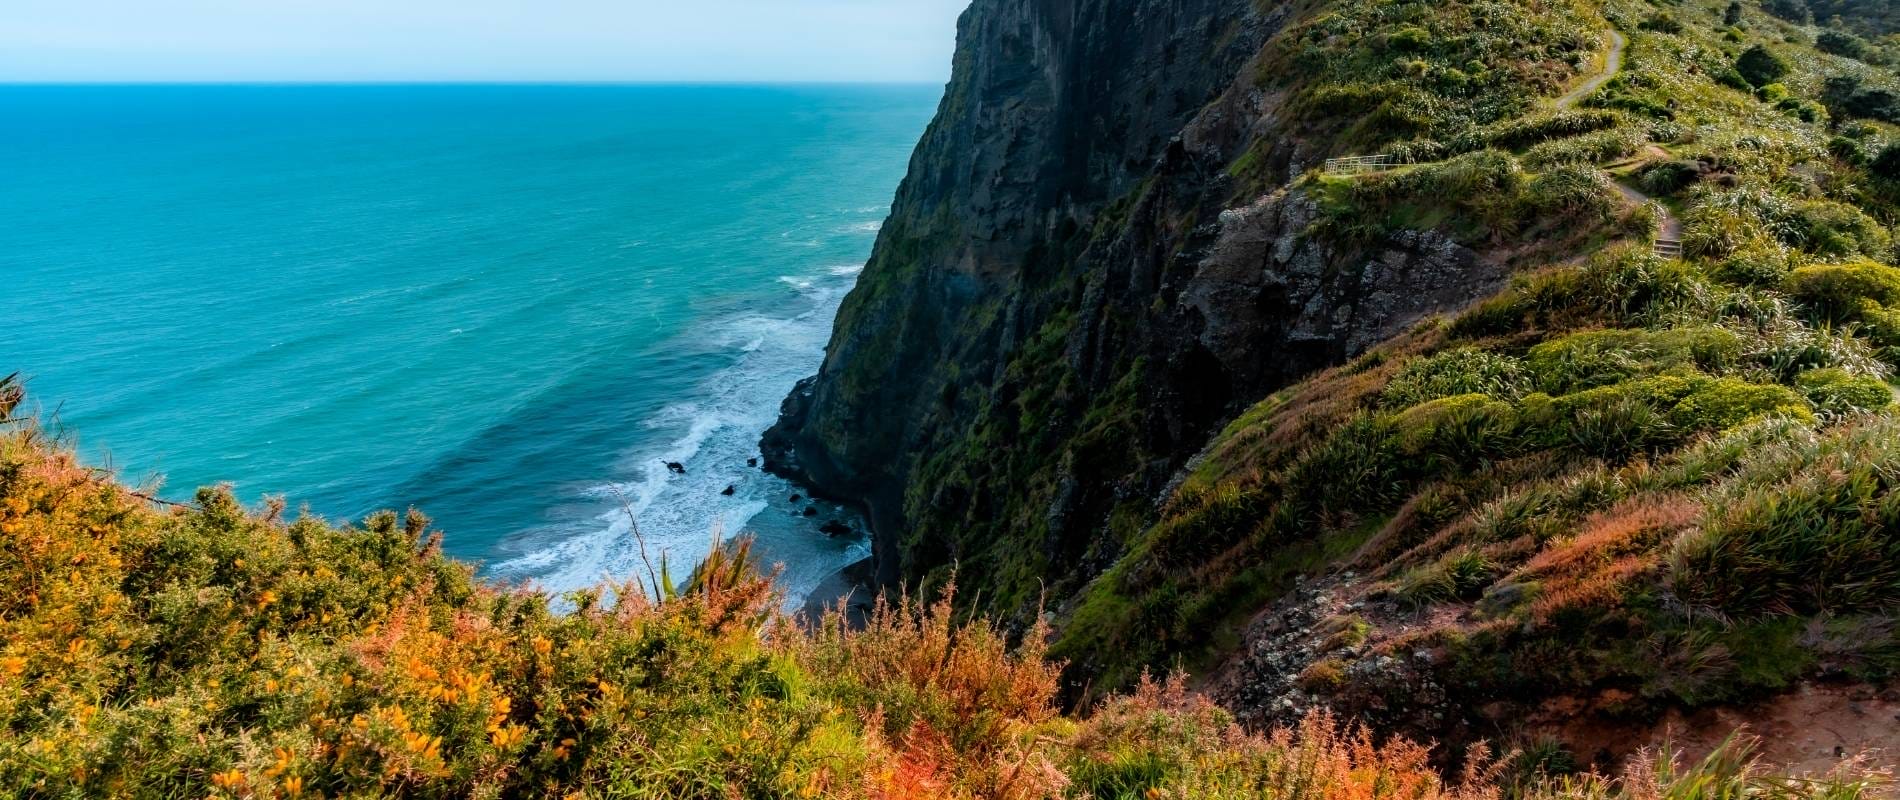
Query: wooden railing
xmin=1323 ymin=154 xmax=1396 ymax=175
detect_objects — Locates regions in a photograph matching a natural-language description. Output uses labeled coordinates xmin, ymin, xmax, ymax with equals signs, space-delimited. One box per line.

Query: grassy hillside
xmin=10 ymin=0 xmax=1900 ymax=792
xmin=2 ymin=382 xmax=1887 ymax=797
xmin=1054 ymin=0 xmax=1900 ymax=747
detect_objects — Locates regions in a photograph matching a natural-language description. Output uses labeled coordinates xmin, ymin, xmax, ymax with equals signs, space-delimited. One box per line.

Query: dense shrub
xmin=1285 ymin=0 xmax=1598 ymax=142
xmin=1711 ymin=245 xmax=1793 ymax=286
xmin=1808 ymin=0 xmax=1900 ymax=37
xmin=1639 ymin=13 xmax=1683 ymax=34
xmin=1785 ymin=259 xmax=1900 ymax=320
xmin=1522 ymin=128 xmax=1646 ymax=168
xmin=1829 ymin=135 xmax=1869 ymax=165
xmin=1397 ymin=548 xmax=1496 ymax=608
xmin=1873 ymin=144 xmax=1900 ymax=181
xmin=1669 ymin=418 xmax=1900 ymax=616
xmin=1639 ymin=159 xmax=1706 ymax=196
xmin=1763 ymin=0 xmax=1811 ymax=24
xmin=1823 ymin=76 xmax=1900 ymax=123
xmin=1316 ymin=149 xmax=1591 ymax=239
xmin=1736 ymin=45 xmax=1791 ymax=87
xmin=1465 ymin=110 xmax=1623 ymax=151
xmin=1795 ymin=367 xmax=1894 ymax=413
xmin=1790 ymin=200 xmax=1891 ymax=257
xmin=38 ymin=415 xmax=1881 ymax=798
xmin=1525 ymin=327 xmax=1743 ymax=394
xmin=1540 ymin=374 xmax=1812 ymax=451
xmin=1526 ymin=165 xmax=1622 ymax=219
xmin=1382 ymin=348 xmax=1530 ymax=406
xmin=1818 ymin=30 xmax=1871 ymax=60
xmin=1452 ymin=248 xmax=1714 ymax=337
xmin=1681 ymin=186 xmax=1796 ymax=259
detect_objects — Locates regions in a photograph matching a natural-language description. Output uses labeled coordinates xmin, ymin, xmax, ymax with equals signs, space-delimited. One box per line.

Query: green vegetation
xmin=1062 ymin=223 xmax=1900 ymax=705
xmin=1053 ymin=0 xmax=1900 ymax=723
xmin=22 ymin=0 xmax=1900 ymax=788
xmin=1736 ymin=44 xmax=1791 ymax=87
xmin=1278 ymin=0 xmax=1601 ymax=147
xmin=929 ymin=0 xmax=1900 ymax=729
xmin=1312 ymin=150 xmax=1626 ymax=242
xmin=8 ymin=389 xmax=1888 ymax=797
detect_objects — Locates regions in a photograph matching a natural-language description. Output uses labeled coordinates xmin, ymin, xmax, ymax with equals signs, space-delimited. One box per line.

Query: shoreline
xmin=796 ymin=554 xmax=877 ymax=626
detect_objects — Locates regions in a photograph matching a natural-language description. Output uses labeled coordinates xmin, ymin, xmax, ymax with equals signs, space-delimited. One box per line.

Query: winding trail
xmin=1556 ymin=29 xmax=1627 ymax=111
xmin=1321 ymin=24 xmax=1683 ymax=255
xmin=1555 ymin=28 xmax=1684 ymax=254
xmin=1614 ymin=147 xmax=1686 ymax=241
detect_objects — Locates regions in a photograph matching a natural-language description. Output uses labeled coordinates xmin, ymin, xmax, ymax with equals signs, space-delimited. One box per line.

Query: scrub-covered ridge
xmin=768 ymin=0 xmax=1900 ymax=774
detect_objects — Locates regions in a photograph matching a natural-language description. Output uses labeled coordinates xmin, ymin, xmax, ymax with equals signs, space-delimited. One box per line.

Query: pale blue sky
xmin=0 ymin=0 xmax=970 ymax=83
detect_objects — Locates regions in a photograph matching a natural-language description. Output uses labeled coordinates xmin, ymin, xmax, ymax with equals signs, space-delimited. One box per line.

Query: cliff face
xmin=763 ymin=0 xmax=1520 ymax=611
xmin=764 ymin=0 xmax=1508 ymax=604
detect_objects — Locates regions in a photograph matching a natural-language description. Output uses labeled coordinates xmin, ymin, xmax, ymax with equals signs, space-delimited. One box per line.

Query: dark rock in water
xmin=746 ymin=457 xmax=758 ymax=468
xmin=819 ymin=520 xmax=852 ymax=537
xmin=661 ymin=460 xmax=685 ymax=475
xmin=802 ymin=505 xmax=818 ymax=517
xmin=797 ymin=556 xmax=877 ymax=628
xmin=789 ymin=493 xmax=802 ymax=503
xmin=720 ymin=484 xmax=736 ymax=496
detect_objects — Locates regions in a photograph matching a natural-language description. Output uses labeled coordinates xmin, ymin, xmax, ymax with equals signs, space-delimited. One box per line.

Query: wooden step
xmin=1653 ymin=238 xmax=1682 ymax=258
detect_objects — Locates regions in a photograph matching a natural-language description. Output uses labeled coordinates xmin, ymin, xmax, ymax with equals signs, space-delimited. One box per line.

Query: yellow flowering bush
xmin=0 ymin=379 xmax=1886 ymax=798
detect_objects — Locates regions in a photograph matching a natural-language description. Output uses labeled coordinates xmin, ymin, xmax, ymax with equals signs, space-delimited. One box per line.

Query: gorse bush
xmin=1795 ymin=367 xmax=1894 ymax=414
xmin=1785 ymin=259 xmax=1900 ymax=322
xmin=3 ymin=399 xmax=1884 ymax=798
xmin=0 ymin=415 xmax=1396 ymax=799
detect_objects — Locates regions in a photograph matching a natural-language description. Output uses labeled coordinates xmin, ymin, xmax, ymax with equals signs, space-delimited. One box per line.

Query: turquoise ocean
xmin=0 ymin=84 xmax=937 ymax=606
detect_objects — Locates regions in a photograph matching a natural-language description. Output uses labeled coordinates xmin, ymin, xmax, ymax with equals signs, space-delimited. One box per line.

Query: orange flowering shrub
xmin=0 ymin=379 xmax=1885 ymax=798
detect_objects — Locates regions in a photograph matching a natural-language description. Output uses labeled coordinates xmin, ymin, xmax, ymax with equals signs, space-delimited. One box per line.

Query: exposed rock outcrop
xmin=765 ymin=0 xmax=1510 ymax=614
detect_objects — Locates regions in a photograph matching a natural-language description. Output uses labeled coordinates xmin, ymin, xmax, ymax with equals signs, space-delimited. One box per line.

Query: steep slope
xmin=765 ymin=0 xmax=1610 ymax=611
xmin=771 ymin=0 xmax=1900 ymax=758
xmin=765 ymin=0 xmax=1285 ymax=591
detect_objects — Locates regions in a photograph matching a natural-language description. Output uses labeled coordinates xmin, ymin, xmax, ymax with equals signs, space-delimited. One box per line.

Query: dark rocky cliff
xmin=764 ymin=0 xmax=1510 ymax=614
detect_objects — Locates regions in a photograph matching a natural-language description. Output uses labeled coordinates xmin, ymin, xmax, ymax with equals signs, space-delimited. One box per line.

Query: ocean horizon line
xmin=0 ymin=79 xmax=945 ymax=89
